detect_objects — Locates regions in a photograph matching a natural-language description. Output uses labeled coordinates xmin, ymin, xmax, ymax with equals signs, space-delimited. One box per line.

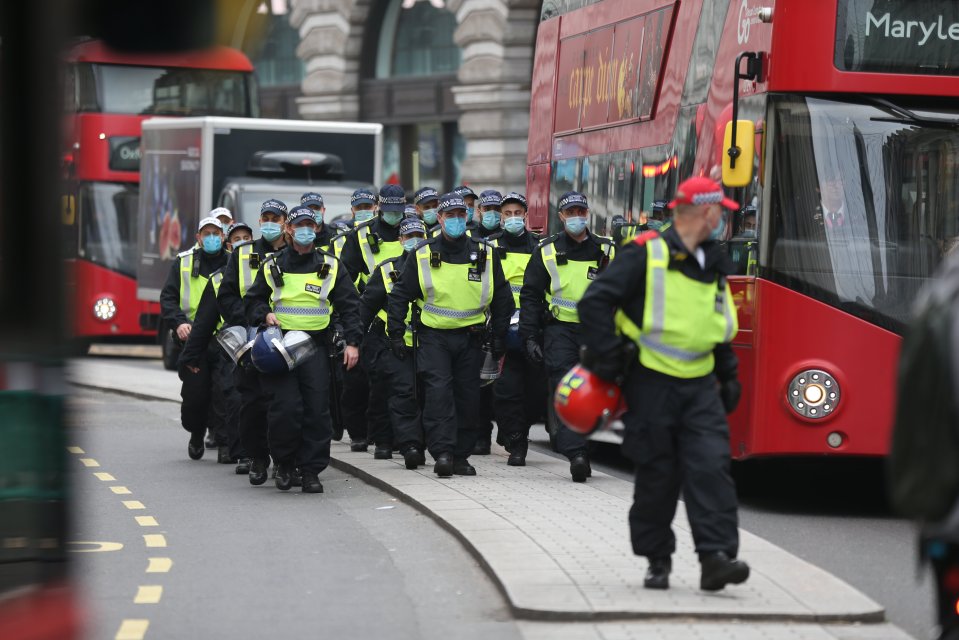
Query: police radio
xmin=250 ymin=253 xmax=260 ymax=270
xmin=191 ymin=248 xmax=201 ymax=278
xmin=388 ymin=269 xmax=400 ymax=283
xmin=317 ymin=262 xmax=331 ymax=280
xmin=270 ymin=261 xmax=284 ymax=287
xmin=368 ymin=231 xmax=381 ymax=254
xmin=475 ymin=248 xmax=488 ymax=273
xmin=430 ymin=252 xmax=442 ymax=268
xmin=556 ymin=251 xmax=568 ymax=266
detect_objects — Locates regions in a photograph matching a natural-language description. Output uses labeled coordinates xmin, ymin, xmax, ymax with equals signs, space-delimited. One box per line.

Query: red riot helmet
xmin=553 ymin=364 xmax=626 ymax=436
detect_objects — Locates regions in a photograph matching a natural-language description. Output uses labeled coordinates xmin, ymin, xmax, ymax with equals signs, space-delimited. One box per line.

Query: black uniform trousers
xmin=476 ymin=386 xmax=495 ymax=445
xmin=621 ymin=370 xmax=740 ymax=559
xmin=178 ymin=342 xmax=228 ymax=441
xmin=494 ymin=348 xmax=547 ymax=440
xmin=544 ymin=321 xmax=590 ymax=458
xmin=218 ymin=354 xmax=244 ymax=460
xmin=235 ymin=364 xmax=269 ymax=462
xmin=339 ymin=359 xmax=369 ymax=442
xmin=262 ymin=340 xmax=333 ymax=475
xmin=370 ymin=322 xmax=422 ymax=449
xmin=361 ymin=327 xmax=393 ymax=447
xmin=417 ymin=326 xmax=483 ymax=460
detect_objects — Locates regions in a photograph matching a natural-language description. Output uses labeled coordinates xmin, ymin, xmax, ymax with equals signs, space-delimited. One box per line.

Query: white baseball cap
xmin=197 ymin=216 xmax=222 ymax=232
xmin=210 ymin=207 xmax=233 ymax=220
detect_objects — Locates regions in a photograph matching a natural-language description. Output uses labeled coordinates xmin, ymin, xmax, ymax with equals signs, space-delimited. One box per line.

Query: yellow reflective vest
xmin=177 ymin=249 xmax=209 ymax=322
xmin=357 ymin=221 xmax=403 ymax=286
xmin=261 ymin=252 xmax=340 ymax=331
xmin=491 ymin=236 xmax=533 ymax=307
xmin=414 ymin=242 xmax=493 ymax=329
xmin=376 ymin=257 xmax=414 ymax=347
xmin=540 ymin=236 xmax=615 ymax=323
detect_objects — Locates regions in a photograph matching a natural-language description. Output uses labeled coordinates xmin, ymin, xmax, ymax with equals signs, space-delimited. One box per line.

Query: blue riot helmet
xmin=216 ymin=326 xmax=252 ymax=364
xmin=237 ymin=326 xmax=259 ymax=368
xmin=274 ymin=330 xmax=318 ymax=370
xmin=251 ymin=326 xmax=288 ymax=375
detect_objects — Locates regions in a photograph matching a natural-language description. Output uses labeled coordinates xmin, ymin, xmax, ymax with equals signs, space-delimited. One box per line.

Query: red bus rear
xmin=529 ymin=0 xmax=959 ymax=457
xmin=62 ymin=40 xmax=257 ymax=344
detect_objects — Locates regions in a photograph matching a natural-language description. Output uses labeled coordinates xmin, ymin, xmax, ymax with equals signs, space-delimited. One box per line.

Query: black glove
xmin=390 ymin=338 xmax=407 ymax=361
xmin=524 ymin=337 xmax=544 ymax=364
xmin=490 ymin=335 xmax=506 ymax=360
xmin=719 ymin=379 xmax=742 ymax=414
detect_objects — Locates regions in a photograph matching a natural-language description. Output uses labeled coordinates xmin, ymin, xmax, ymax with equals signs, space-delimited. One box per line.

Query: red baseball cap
xmin=667 ymin=177 xmax=739 ymax=210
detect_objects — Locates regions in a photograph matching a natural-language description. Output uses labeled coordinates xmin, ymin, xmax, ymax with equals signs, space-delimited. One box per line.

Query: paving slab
xmin=70 ymin=359 xmax=905 ymax=635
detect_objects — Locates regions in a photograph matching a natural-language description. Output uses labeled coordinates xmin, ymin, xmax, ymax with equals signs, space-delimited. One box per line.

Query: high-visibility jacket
xmin=209 ymin=270 xmax=225 ymax=332
xmin=357 ymin=220 xmax=403 ymax=286
xmin=233 ymin=243 xmax=268 ymax=298
xmin=540 ymin=236 xmax=615 ymax=323
xmin=414 ymin=242 xmax=493 ymax=330
xmin=616 ymin=236 xmax=738 ymax=379
xmin=261 ymin=252 xmax=340 ymax=331
xmin=491 ymin=236 xmax=533 ymax=307
xmin=376 ymin=257 xmax=414 ymax=347
xmin=178 ymin=248 xmax=209 ymax=322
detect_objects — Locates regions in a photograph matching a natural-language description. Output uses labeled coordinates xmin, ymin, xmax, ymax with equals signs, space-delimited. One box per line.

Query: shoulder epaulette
xmin=177 ymin=247 xmax=197 ymax=259
xmin=538 ymin=232 xmax=563 ymax=248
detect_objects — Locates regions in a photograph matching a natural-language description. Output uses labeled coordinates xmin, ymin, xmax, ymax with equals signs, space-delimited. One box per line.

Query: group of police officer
xmin=159 ymin=175 xmax=751 ymax=592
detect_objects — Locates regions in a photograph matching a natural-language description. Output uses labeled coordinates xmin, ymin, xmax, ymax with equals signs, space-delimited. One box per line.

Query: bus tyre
xmin=161 ymin=329 xmax=181 ymax=371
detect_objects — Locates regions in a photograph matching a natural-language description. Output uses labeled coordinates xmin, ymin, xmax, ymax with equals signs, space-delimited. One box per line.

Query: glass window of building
xmin=376 ymin=0 xmax=461 ymax=78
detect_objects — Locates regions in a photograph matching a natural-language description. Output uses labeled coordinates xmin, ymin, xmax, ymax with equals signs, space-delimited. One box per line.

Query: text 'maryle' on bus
xmin=528 ymin=0 xmax=959 ymax=458
xmin=62 ymin=39 xmax=257 ymax=347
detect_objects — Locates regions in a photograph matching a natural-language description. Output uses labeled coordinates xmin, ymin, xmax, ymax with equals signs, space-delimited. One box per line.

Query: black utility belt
xmin=420 ymin=323 xmax=484 ymax=334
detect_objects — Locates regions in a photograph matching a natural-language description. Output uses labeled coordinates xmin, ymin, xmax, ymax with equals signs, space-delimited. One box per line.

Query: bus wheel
xmin=161 ymin=330 xmax=180 ymax=371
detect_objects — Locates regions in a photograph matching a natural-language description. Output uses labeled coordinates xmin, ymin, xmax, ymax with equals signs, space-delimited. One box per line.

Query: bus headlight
xmin=787 ymin=369 xmax=839 ymax=419
xmin=93 ymin=297 xmax=117 ymax=321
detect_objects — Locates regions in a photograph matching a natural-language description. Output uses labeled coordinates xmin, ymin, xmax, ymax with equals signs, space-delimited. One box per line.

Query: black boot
xmin=452 ymin=458 xmax=477 ymax=476
xmin=471 ymin=440 xmax=491 ymax=455
xmin=205 ymin=430 xmax=217 ymax=449
xmin=235 ymin=458 xmax=251 ymax=475
xmin=350 ymin=439 xmax=368 ymax=452
xmin=248 ymin=458 xmax=268 ymax=486
xmin=569 ymin=453 xmax=591 ymax=483
xmin=433 ymin=452 xmax=453 ymax=477
xmin=506 ymin=434 xmax=528 ymax=467
xmin=301 ymin=472 xmax=324 ymax=494
xmin=644 ymin=557 xmax=671 ymax=590
xmin=403 ymin=446 xmax=425 ymax=470
xmin=217 ymin=445 xmax=233 ymax=464
xmin=374 ymin=444 xmax=393 ymax=460
xmin=699 ymin=552 xmax=750 ymax=591
xmin=187 ymin=431 xmax=205 ymax=460
xmin=291 ymin=468 xmax=302 ymax=488
xmin=274 ymin=462 xmax=294 ymax=491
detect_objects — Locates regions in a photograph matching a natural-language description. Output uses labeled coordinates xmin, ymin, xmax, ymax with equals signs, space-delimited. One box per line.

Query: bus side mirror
xmin=723 ymin=120 xmax=755 ymax=188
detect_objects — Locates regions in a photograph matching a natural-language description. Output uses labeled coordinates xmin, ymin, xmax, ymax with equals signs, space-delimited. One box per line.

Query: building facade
xmin=290 ymin=0 xmax=541 ymax=194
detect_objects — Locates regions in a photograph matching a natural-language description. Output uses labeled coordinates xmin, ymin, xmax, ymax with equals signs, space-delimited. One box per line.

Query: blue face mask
xmin=293 ymin=227 xmax=317 ymax=246
xmin=466 ymin=207 xmax=475 ymax=219
xmin=709 ymin=211 xmax=728 ymax=241
xmin=422 ymin=208 xmax=438 ymax=225
xmin=481 ymin=211 xmax=501 ymax=230
xmin=382 ymin=211 xmax=403 ymax=226
xmin=201 ymin=234 xmax=222 ymax=254
xmin=260 ymin=222 xmax=282 ymax=242
xmin=355 ymin=209 xmax=375 ymax=223
xmin=503 ymin=216 xmax=526 ymax=235
xmin=564 ymin=216 xmax=588 ymax=235
xmin=402 ymin=238 xmax=420 ymax=252
xmin=443 ymin=216 xmax=467 ymax=239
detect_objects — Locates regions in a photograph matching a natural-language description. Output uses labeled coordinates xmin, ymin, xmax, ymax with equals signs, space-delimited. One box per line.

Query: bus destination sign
xmin=836 ymin=0 xmax=959 ymax=76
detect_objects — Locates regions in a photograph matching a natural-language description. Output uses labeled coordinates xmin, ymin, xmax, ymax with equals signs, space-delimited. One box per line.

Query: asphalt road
xmin=526 ymin=428 xmax=936 ymax=640
xmin=69 ymin=388 xmax=522 ymax=640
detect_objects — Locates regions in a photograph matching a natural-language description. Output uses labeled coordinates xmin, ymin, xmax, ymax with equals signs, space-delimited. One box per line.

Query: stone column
xmin=449 ymin=0 xmax=539 ymax=194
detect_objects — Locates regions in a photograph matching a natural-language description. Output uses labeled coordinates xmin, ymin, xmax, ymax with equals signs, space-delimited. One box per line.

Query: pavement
xmin=69 ymin=358 xmax=915 ymax=639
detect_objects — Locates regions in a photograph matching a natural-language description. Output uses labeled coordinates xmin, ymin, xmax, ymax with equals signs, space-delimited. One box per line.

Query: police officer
xmin=519 ymin=191 xmax=615 ymax=482
xmin=159 ymin=214 xmax=231 ymax=460
xmin=488 ymin=192 xmax=544 ymax=465
xmin=301 ymin=192 xmax=339 ymax=252
xmin=360 ymin=217 xmax=428 ymax=468
xmin=211 ymin=206 xmax=233 ymax=231
xmin=225 ymin=221 xmax=253 ymax=251
xmin=577 ymin=176 xmax=748 ymax=592
xmin=387 ymin=192 xmax=514 ymax=476
xmin=452 ymin=185 xmax=478 ymax=229
xmin=340 ymin=184 xmax=407 ymax=286
xmin=413 ymin=187 xmax=440 ymax=236
xmin=245 ymin=206 xmax=362 ymax=493
xmin=216 ymin=199 xmax=289 ymax=484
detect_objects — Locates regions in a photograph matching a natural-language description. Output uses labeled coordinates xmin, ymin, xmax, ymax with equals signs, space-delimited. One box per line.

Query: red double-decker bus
xmin=529 ymin=0 xmax=959 ymax=457
xmin=62 ymin=40 xmax=257 ymax=346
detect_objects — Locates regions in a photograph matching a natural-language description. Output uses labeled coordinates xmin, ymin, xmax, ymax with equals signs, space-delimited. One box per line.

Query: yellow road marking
xmin=79 ymin=458 xmax=100 ymax=467
xmin=143 ymin=534 xmax=166 ymax=548
xmin=122 ymin=501 xmax=145 ymax=510
xmin=146 ymin=557 xmax=172 ymax=573
xmin=66 ymin=446 xmax=84 ymax=454
xmin=135 ymin=516 xmax=158 ymax=527
xmin=110 ymin=486 xmax=132 ymax=495
xmin=67 ymin=541 xmax=123 ymax=553
xmin=94 ymin=472 xmax=116 ymax=481
xmin=134 ymin=585 xmax=162 ymax=604
xmin=115 ymin=619 xmax=149 ymax=640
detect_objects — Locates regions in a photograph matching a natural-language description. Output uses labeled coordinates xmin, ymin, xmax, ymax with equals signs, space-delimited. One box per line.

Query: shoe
xmin=433 ymin=453 xmax=453 ymax=477
xmin=403 ymin=447 xmax=425 ymax=470
xmin=644 ymin=557 xmax=672 ymax=590
xmin=699 ymin=552 xmax=750 ymax=592
xmin=217 ymin=445 xmax=233 ymax=464
xmin=452 ymin=459 xmax=476 ymax=476
xmin=350 ymin=439 xmax=368 ymax=452
xmin=374 ymin=445 xmax=393 ymax=460
xmin=291 ymin=468 xmax=302 ymax=488
xmin=205 ymin=431 xmax=217 ymax=449
xmin=301 ymin=472 xmax=324 ymax=494
xmin=506 ymin=434 xmax=528 ymax=467
xmin=249 ymin=458 xmax=268 ymax=486
xmin=569 ymin=454 xmax=591 ymax=483
xmin=275 ymin=463 xmax=294 ymax=491
xmin=188 ymin=432 xmax=205 ymax=460
xmin=472 ymin=441 xmax=491 ymax=456
xmin=235 ymin=458 xmax=252 ymax=475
